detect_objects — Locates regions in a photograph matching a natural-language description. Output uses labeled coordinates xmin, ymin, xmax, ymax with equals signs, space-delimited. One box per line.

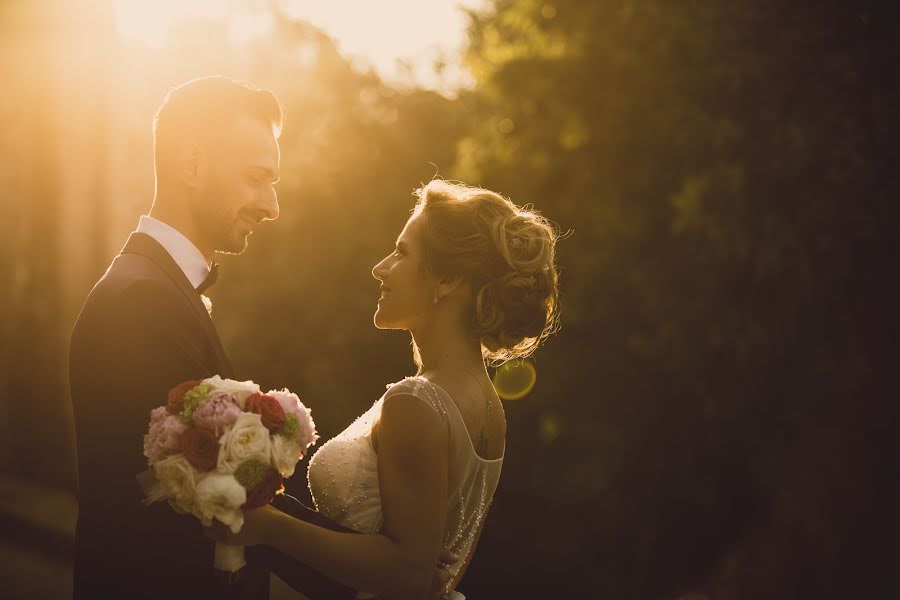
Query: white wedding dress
xmin=307 ymin=376 xmax=504 ymax=600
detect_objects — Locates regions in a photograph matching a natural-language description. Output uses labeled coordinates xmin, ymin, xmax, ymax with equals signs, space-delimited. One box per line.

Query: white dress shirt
xmin=136 ymin=215 xmax=211 ymax=290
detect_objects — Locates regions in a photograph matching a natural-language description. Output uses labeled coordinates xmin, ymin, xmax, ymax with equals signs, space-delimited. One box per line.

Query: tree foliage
xmin=450 ymin=1 xmax=900 ymax=597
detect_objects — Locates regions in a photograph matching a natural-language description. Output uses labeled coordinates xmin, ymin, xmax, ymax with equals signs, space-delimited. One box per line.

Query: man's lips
xmin=239 ymin=215 xmax=258 ymax=231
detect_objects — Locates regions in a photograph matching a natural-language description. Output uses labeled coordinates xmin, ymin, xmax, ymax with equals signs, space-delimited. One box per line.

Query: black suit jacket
xmin=69 ymin=232 xmax=357 ymax=600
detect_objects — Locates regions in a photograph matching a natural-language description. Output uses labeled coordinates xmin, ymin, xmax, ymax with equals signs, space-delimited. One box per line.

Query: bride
xmin=207 ymin=179 xmax=561 ymax=599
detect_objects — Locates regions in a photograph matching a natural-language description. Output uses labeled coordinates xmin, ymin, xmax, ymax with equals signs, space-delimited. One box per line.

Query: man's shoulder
xmin=74 ymin=253 xmax=189 ymax=332
xmin=91 ymin=253 xmax=182 ymax=301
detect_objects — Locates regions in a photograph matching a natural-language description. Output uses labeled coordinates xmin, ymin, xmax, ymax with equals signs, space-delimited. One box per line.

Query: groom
xmin=69 ymin=76 xmax=361 ymax=599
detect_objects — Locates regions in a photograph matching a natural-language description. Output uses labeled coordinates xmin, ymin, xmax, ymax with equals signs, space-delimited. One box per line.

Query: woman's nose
xmin=372 ymin=256 xmax=388 ymax=281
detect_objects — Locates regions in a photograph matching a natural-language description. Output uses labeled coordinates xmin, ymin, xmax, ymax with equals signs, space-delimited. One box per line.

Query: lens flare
xmin=492 ymin=359 xmax=537 ymax=400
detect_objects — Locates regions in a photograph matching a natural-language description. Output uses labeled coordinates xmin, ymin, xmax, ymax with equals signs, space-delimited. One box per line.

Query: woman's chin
xmin=373 ymin=311 xmax=403 ymax=330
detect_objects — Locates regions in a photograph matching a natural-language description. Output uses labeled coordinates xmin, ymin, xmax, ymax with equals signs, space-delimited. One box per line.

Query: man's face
xmin=192 ymin=113 xmax=281 ymax=255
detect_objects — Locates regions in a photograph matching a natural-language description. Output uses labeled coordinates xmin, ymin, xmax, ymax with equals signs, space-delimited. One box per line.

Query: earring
xmin=433 ymin=293 xmax=440 ymax=304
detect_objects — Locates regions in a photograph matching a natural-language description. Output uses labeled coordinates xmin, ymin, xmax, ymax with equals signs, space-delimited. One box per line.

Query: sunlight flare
xmin=113 ymin=0 xmax=485 ymax=91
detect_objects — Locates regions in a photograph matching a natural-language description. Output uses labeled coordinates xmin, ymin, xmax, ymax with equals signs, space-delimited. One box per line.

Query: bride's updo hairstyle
xmin=412 ymin=180 xmax=560 ymax=363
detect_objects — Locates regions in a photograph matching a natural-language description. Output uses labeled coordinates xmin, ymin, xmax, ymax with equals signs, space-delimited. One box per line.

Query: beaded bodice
xmin=306 ymin=376 xmax=504 ymax=584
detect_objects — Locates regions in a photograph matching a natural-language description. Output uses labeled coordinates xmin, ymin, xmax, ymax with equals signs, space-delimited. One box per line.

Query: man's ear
xmin=177 ymin=141 xmax=203 ymax=188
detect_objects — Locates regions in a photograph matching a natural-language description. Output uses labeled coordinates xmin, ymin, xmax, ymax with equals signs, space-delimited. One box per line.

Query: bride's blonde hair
xmin=411 ymin=180 xmax=561 ymax=365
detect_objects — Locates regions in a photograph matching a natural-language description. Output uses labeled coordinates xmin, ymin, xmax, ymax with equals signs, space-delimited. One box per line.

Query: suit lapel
xmin=120 ymin=232 xmax=234 ymax=377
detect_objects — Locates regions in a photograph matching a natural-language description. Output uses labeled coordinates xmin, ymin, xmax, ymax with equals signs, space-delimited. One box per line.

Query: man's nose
xmin=259 ymin=193 xmax=279 ymax=221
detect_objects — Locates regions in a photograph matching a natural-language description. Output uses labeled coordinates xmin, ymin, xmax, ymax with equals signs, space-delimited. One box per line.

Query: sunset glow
xmin=114 ymin=0 xmax=485 ymax=91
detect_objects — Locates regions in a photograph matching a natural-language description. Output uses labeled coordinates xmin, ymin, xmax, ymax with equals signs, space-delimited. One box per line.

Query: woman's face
xmin=371 ymin=213 xmax=435 ymax=330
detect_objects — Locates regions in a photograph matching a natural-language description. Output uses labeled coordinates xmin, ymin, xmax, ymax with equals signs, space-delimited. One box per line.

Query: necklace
xmin=467 ymin=366 xmax=494 ymax=456
xmin=424 ymin=359 xmax=494 ymax=412
xmin=424 ymin=358 xmax=496 ymax=456
xmin=461 ymin=365 xmax=494 ymax=415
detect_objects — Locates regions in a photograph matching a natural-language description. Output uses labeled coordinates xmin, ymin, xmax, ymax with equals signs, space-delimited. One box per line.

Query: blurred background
xmin=2 ymin=0 xmax=899 ymax=598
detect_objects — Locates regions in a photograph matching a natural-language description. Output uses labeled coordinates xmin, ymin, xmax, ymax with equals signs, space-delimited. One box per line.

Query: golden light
xmin=296 ymin=42 xmax=320 ymax=69
xmin=226 ymin=9 xmax=275 ymax=46
xmin=114 ymin=0 xmax=224 ymax=48
xmin=493 ymin=360 xmax=538 ymax=400
xmin=113 ymin=0 xmax=486 ymax=92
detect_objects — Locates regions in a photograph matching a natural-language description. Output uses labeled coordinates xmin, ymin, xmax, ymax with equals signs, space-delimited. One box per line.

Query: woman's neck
xmin=413 ymin=327 xmax=484 ymax=375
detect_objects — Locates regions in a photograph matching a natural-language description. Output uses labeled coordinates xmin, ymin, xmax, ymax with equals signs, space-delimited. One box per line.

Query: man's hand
xmin=428 ymin=549 xmax=459 ymax=599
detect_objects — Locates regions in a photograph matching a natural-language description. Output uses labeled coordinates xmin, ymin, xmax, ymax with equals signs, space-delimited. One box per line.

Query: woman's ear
xmin=435 ymin=275 xmax=467 ymax=302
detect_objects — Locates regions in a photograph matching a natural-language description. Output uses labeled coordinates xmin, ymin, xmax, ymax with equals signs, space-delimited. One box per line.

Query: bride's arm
xmin=210 ymin=392 xmax=449 ymax=600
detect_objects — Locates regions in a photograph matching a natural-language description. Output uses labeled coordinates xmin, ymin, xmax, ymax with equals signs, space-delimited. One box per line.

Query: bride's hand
xmin=203 ymin=504 xmax=280 ymax=547
xmin=428 ymin=549 xmax=459 ymax=599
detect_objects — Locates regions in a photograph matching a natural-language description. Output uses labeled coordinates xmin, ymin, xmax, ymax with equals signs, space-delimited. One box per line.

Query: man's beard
xmin=209 ymin=215 xmax=248 ymax=255
xmin=190 ymin=198 xmax=247 ymax=255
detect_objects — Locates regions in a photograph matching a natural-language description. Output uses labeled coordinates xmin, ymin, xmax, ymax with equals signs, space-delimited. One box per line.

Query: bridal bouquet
xmin=138 ymin=375 xmax=318 ymax=572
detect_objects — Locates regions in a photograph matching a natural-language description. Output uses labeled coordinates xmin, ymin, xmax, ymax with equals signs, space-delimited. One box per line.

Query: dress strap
xmin=384 ymin=377 xmax=450 ymax=424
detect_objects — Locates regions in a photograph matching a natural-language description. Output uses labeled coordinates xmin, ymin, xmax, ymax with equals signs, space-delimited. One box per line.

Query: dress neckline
xmin=409 ymin=376 xmax=505 ymax=463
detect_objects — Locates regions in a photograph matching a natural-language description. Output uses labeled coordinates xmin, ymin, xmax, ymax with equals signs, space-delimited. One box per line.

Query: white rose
xmin=270 ymin=435 xmax=303 ymax=478
xmin=154 ymin=455 xmax=198 ymax=514
xmin=217 ymin=412 xmax=272 ymax=474
xmin=193 ymin=473 xmax=246 ymax=532
xmin=203 ymin=376 xmax=261 ymax=409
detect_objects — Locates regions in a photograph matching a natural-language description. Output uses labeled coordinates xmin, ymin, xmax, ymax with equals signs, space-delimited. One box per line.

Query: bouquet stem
xmin=214 ymin=542 xmax=246 ymax=573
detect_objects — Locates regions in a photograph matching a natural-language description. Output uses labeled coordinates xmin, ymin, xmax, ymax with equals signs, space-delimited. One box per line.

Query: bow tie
xmin=196 ymin=262 xmax=219 ymax=294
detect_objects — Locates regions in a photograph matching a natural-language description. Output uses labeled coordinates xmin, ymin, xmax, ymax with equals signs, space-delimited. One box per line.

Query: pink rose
xmin=268 ymin=390 xmax=319 ymax=450
xmin=144 ymin=406 xmax=188 ymax=465
xmin=191 ymin=391 xmax=241 ymax=435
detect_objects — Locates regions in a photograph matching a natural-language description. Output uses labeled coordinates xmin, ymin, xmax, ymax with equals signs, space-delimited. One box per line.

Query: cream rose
xmin=217 ymin=412 xmax=272 ymax=474
xmin=202 ymin=376 xmax=261 ymax=409
xmin=193 ymin=473 xmax=246 ymax=532
xmin=154 ymin=454 xmax=198 ymax=514
xmin=270 ymin=435 xmax=303 ymax=478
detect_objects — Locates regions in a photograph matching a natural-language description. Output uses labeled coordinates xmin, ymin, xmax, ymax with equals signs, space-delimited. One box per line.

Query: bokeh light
xmin=492 ymin=359 xmax=537 ymax=400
